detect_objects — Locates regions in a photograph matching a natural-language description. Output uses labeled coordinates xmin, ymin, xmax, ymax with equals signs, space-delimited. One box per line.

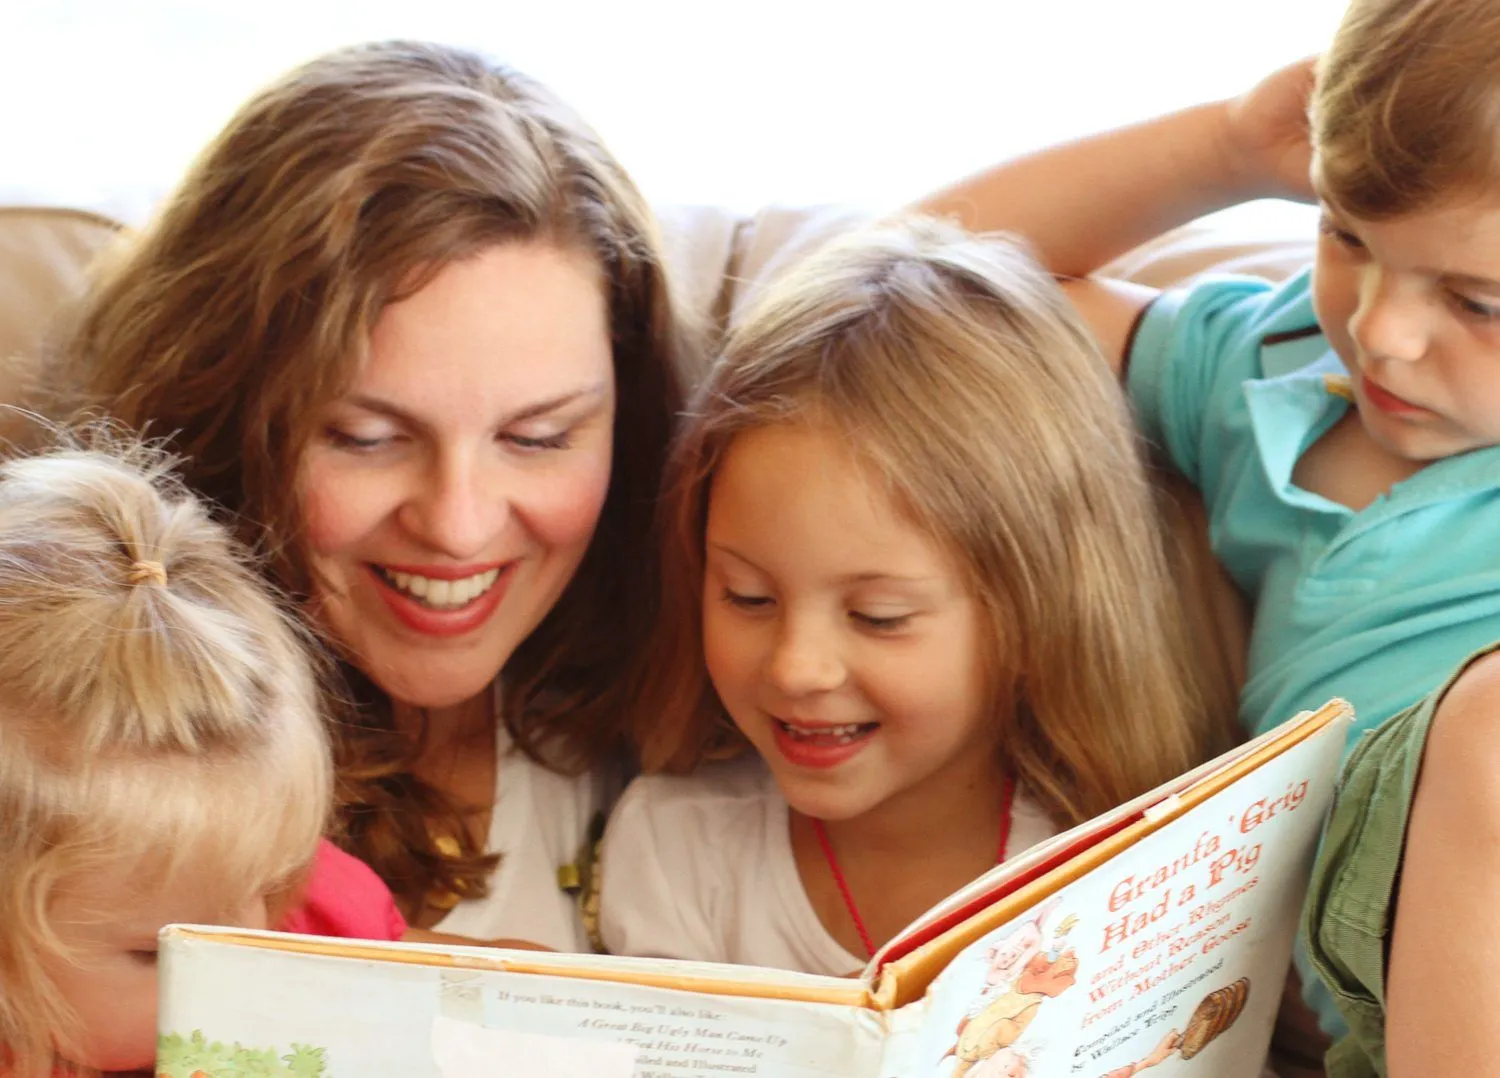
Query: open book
xmin=156 ymin=700 xmax=1350 ymax=1078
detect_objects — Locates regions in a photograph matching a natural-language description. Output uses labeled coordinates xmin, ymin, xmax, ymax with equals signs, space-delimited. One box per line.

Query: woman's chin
xmin=347 ymin=648 xmax=503 ymax=714
xmin=377 ymin=672 xmax=497 ymax=714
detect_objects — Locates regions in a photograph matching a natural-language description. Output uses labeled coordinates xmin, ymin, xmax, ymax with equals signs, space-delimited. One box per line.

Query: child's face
xmin=40 ymin=869 xmax=268 ymax=1073
xmin=1313 ymin=183 xmax=1500 ymax=462
xmin=701 ymin=422 xmax=999 ymax=824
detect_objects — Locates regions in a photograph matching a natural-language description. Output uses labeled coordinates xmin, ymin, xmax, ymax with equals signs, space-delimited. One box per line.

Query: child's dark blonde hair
xmin=633 ymin=218 xmax=1230 ymax=828
xmin=0 ymin=434 xmax=330 ymax=1078
xmin=1313 ymin=0 xmax=1500 ymax=218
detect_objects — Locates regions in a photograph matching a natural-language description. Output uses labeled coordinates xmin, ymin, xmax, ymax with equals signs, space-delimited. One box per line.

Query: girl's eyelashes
xmin=1311 ymin=218 xmax=1500 ymax=321
xmin=718 ymin=585 xmax=914 ymax=631
xmin=1448 ymin=290 xmax=1500 ymax=321
xmin=851 ymin=611 xmax=913 ymax=632
xmin=1317 ymin=214 xmax=1365 ymax=251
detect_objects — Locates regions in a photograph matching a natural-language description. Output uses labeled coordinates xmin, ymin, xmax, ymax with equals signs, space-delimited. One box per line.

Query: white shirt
xmin=598 ymin=756 xmax=1057 ymax=977
xmin=434 ymin=722 xmax=613 ymax=953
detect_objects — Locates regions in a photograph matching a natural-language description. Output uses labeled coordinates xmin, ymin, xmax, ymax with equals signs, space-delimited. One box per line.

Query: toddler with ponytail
xmin=0 ymin=435 xmax=338 ymax=1077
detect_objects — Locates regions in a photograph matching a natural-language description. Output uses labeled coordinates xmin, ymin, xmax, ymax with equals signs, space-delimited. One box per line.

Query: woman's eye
xmin=503 ymin=431 xmax=572 ymax=452
xmin=721 ymin=587 xmax=772 ymax=611
xmin=127 ymin=949 xmax=159 ymax=966
xmin=323 ymin=426 xmax=392 ymax=451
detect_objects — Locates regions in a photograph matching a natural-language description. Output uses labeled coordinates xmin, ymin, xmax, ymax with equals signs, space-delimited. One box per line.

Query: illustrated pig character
xmin=943 ymin=900 xmax=1077 ymax=1078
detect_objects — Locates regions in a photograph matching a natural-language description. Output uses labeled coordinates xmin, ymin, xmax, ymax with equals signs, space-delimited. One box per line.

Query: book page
xmin=157 ymin=932 xmax=886 ymax=1078
xmin=878 ymin=712 xmax=1345 ymax=1078
xmin=867 ymin=704 xmax=1342 ymax=983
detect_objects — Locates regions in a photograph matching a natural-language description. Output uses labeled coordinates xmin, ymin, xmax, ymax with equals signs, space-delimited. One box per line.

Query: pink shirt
xmin=279 ymin=839 xmax=407 ymax=942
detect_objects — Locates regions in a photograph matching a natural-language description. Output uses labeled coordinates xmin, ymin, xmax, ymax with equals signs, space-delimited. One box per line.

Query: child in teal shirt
xmin=916 ymin=0 xmax=1500 ymax=1062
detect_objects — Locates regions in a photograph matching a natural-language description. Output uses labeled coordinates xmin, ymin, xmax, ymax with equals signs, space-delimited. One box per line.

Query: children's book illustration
xmin=155 ymin=1031 xmax=329 ymax=1078
xmin=1097 ymin=978 xmax=1249 ymax=1078
xmin=944 ymin=900 xmax=1077 ymax=1077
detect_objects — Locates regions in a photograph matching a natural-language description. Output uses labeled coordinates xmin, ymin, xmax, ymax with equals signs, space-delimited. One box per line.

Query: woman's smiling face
xmin=298 ymin=240 xmax=616 ymax=710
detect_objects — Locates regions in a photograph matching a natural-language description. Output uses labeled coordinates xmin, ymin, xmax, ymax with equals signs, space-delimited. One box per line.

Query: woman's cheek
xmin=296 ymin=457 xmax=375 ymax=555
xmin=523 ymin=451 xmax=614 ymax=548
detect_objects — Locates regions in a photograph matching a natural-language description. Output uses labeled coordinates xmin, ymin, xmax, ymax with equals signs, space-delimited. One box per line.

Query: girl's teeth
xmin=780 ymin=721 xmax=872 ymax=745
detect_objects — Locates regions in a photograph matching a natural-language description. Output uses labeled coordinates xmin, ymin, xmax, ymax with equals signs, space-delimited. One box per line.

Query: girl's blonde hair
xmin=0 ymin=433 xmax=329 ymax=1078
xmin=634 ymin=219 xmax=1229 ymax=827
xmin=45 ymin=40 xmax=688 ymax=909
xmin=1313 ymin=0 xmax=1500 ymax=218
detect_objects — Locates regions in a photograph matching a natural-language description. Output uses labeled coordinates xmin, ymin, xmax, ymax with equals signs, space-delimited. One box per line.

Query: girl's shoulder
xmin=280 ymin=839 xmax=407 ymax=942
xmin=611 ymin=754 xmax=780 ymax=852
xmin=597 ymin=755 xmax=789 ymax=963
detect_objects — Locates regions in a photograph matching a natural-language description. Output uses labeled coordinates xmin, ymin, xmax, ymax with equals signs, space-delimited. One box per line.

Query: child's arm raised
xmin=915 ymin=58 xmax=1317 ymax=367
xmin=1385 ymin=654 xmax=1500 ymax=1074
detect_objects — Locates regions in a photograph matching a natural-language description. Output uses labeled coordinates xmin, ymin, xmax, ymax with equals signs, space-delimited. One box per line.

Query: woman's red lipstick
xmin=366 ymin=562 xmax=512 ymax=637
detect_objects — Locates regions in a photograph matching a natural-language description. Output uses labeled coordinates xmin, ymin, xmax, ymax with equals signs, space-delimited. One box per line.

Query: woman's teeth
xmin=778 ymin=721 xmax=875 ymax=745
xmin=378 ymin=567 xmax=501 ymax=610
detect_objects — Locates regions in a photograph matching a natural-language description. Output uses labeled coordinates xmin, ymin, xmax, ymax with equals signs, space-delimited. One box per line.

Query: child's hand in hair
xmin=1224 ymin=55 xmax=1318 ymax=203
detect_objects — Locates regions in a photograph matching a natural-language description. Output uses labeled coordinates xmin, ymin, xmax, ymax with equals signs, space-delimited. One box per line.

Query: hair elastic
xmin=127 ymin=560 xmax=168 ymax=587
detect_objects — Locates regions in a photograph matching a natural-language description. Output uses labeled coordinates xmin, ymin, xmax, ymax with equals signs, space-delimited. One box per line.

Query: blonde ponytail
xmin=0 ymin=431 xmax=331 ymax=1078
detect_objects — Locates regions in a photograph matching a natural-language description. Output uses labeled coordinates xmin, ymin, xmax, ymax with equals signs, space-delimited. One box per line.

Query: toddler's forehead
xmin=47 ymin=846 xmax=272 ymax=932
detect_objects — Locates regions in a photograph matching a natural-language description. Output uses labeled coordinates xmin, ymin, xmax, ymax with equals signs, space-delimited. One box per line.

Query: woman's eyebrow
xmin=341 ymin=382 xmax=611 ymax=430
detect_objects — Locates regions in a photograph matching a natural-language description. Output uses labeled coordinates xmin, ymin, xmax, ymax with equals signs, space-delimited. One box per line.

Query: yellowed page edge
xmin=169 ymin=928 xmax=875 ymax=1009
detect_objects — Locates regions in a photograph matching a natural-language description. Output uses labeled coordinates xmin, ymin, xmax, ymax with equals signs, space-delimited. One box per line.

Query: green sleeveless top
xmin=1301 ymin=643 xmax=1500 ymax=1077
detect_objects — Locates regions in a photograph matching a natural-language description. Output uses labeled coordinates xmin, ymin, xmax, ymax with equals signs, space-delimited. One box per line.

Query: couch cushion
xmin=1099 ymin=216 xmax=1315 ymax=288
xmin=0 ymin=206 xmax=124 ymax=402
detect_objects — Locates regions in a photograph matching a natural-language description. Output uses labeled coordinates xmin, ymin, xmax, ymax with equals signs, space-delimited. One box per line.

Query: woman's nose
xmin=401 ymin=453 xmax=508 ymax=558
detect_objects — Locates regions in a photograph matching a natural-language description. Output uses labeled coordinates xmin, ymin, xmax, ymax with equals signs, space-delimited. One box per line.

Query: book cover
xmin=155 ymin=700 xmax=1349 ymax=1078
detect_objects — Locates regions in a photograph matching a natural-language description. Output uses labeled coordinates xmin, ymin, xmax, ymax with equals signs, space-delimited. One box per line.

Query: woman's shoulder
xmin=497 ymin=726 xmax=623 ymax=814
xmin=492 ymin=737 xmax=625 ymax=871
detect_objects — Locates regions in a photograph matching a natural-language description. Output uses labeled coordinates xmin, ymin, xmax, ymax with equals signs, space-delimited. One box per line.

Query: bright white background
xmin=3 ymin=0 xmax=1345 ymax=223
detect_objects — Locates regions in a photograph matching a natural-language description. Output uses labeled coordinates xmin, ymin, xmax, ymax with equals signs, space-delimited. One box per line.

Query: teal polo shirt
xmin=1126 ymin=268 xmax=1500 ymax=747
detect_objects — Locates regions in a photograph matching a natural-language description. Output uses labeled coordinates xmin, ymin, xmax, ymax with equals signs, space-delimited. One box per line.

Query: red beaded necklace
xmin=811 ymin=773 xmax=1016 ymax=958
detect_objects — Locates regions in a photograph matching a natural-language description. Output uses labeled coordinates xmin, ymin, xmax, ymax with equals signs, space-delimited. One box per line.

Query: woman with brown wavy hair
xmin=46 ymin=40 xmax=688 ymax=947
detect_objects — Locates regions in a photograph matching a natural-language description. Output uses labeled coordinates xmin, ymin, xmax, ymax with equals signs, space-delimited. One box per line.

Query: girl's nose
xmin=766 ymin=617 xmax=846 ymax=696
xmin=1349 ymin=266 xmax=1430 ymax=364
